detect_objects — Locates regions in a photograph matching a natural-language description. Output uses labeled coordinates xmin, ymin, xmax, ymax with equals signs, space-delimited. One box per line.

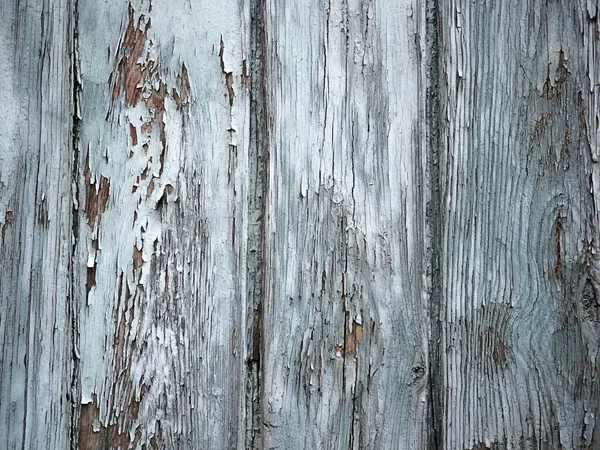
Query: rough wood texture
xmin=0 ymin=0 xmax=75 ymax=448
xmin=3 ymin=0 xmax=600 ymax=448
xmin=75 ymin=0 xmax=250 ymax=447
xmin=439 ymin=0 xmax=600 ymax=448
xmin=260 ymin=1 xmax=431 ymax=448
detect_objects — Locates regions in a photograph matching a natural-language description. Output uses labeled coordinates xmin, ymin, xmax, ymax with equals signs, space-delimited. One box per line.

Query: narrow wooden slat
xmin=261 ymin=0 xmax=431 ymax=448
xmin=0 ymin=0 xmax=74 ymax=448
xmin=75 ymin=1 xmax=250 ymax=447
xmin=439 ymin=0 xmax=600 ymax=448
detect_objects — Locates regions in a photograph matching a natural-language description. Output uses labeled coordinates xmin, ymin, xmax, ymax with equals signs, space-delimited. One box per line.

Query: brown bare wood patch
xmin=78 ymin=394 xmax=142 ymax=450
xmin=218 ymin=38 xmax=235 ymax=106
xmin=111 ymin=5 xmax=150 ymax=106
xmin=141 ymin=122 xmax=153 ymax=135
xmin=533 ymin=112 xmax=550 ymax=139
xmin=129 ymin=123 xmax=138 ymax=146
xmin=86 ymin=240 xmax=99 ymax=295
xmin=241 ymin=59 xmax=251 ymax=89
xmin=344 ymin=312 xmax=363 ymax=355
xmin=85 ymin=154 xmax=111 ymax=227
xmin=133 ymin=246 xmax=143 ymax=270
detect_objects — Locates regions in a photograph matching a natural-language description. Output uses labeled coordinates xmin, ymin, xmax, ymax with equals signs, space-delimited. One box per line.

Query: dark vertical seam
xmin=426 ymin=0 xmax=443 ymax=448
xmin=246 ymin=0 xmax=268 ymax=447
xmin=69 ymin=0 xmax=82 ymax=447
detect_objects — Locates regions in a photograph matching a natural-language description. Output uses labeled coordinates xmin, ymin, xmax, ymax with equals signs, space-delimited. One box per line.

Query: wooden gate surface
xmin=1 ymin=0 xmax=599 ymax=448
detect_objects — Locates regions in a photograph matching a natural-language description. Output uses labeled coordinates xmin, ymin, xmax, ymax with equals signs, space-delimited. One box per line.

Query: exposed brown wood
xmin=75 ymin=0 xmax=251 ymax=447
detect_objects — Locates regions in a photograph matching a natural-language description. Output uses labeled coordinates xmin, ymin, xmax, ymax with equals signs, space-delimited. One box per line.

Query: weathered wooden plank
xmin=75 ymin=0 xmax=251 ymax=447
xmin=0 ymin=0 xmax=75 ymax=448
xmin=261 ymin=0 xmax=431 ymax=448
xmin=438 ymin=0 xmax=600 ymax=448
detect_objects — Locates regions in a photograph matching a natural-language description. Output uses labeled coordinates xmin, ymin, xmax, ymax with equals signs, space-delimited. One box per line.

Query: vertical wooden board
xmin=261 ymin=0 xmax=430 ymax=448
xmin=439 ymin=0 xmax=600 ymax=448
xmin=76 ymin=0 xmax=250 ymax=448
xmin=0 ymin=0 xmax=74 ymax=448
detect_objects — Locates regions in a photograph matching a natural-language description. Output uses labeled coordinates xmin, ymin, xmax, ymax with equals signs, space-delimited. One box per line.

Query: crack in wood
xmin=426 ymin=0 xmax=442 ymax=447
xmin=246 ymin=0 xmax=268 ymax=447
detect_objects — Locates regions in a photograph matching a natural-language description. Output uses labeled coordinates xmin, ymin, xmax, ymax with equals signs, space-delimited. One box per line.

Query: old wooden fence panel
xmin=75 ymin=0 xmax=251 ymax=448
xmin=260 ymin=0 xmax=430 ymax=448
xmin=439 ymin=0 xmax=600 ymax=448
xmin=0 ymin=0 xmax=74 ymax=448
xmin=0 ymin=0 xmax=599 ymax=449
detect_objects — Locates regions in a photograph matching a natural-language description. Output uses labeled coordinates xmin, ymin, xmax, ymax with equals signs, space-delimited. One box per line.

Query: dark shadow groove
xmin=246 ymin=0 xmax=269 ymax=447
xmin=426 ymin=0 xmax=442 ymax=448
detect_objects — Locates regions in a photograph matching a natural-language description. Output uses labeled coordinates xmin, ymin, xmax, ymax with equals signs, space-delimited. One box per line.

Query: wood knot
xmin=582 ymin=278 xmax=600 ymax=322
xmin=411 ymin=364 xmax=425 ymax=380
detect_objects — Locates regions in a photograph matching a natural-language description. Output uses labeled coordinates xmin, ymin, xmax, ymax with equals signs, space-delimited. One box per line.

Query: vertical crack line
xmin=246 ymin=0 xmax=268 ymax=448
xmin=425 ymin=0 xmax=442 ymax=448
xmin=69 ymin=0 xmax=82 ymax=447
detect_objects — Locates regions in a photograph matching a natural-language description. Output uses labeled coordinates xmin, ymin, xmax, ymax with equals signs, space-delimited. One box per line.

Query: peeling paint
xmin=3 ymin=0 xmax=600 ymax=447
xmin=261 ymin=0 xmax=430 ymax=447
xmin=77 ymin=0 xmax=250 ymax=447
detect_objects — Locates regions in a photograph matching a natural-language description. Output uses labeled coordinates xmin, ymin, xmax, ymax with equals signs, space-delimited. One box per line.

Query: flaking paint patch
xmin=78 ymin=0 xmax=250 ymax=447
xmin=109 ymin=5 xmax=152 ymax=107
xmin=80 ymin=2 xmax=191 ymax=447
xmin=261 ymin=1 xmax=430 ymax=443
